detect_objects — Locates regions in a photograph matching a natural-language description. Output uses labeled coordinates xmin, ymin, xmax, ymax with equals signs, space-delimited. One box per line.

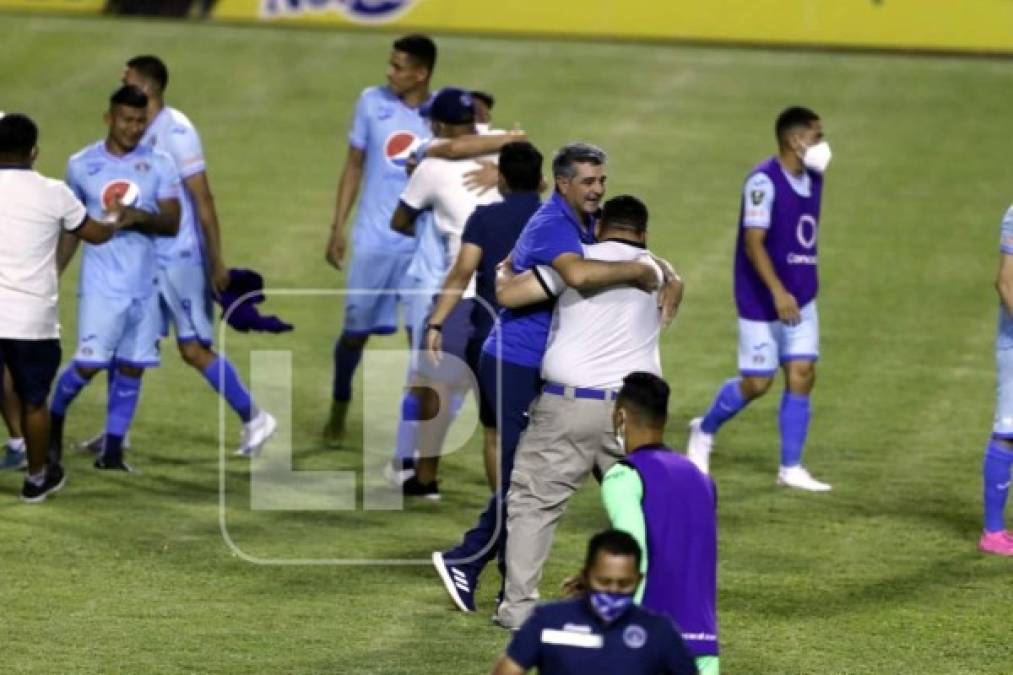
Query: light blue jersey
xmin=66 ymin=141 xmax=180 ymax=299
xmin=141 ymin=107 xmax=206 ymax=268
xmin=994 ymin=206 xmax=1013 ymax=437
xmin=347 ymin=85 xmax=431 ymax=255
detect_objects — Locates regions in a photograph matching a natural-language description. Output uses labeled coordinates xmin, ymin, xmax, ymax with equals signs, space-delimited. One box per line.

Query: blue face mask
xmin=588 ymin=591 xmax=635 ymax=624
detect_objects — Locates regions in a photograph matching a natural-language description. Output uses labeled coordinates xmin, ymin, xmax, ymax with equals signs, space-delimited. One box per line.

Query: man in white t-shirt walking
xmin=389 ymin=87 xmax=501 ymax=498
xmin=491 ymin=194 xmax=681 ymax=629
xmin=0 ymin=113 xmax=119 ymax=502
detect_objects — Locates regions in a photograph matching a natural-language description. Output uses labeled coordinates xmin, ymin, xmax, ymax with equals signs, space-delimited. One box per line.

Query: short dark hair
xmin=393 ymin=34 xmax=437 ymax=73
xmin=499 ymin=141 xmax=542 ymax=192
xmin=126 ymin=55 xmax=168 ymax=92
xmin=617 ymin=372 xmax=670 ymax=429
xmin=0 ymin=113 xmax=39 ymax=158
xmin=584 ymin=529 xmax=642 ymax=571
xmin=470 ymin=90 xmax=494 ymax=110
xmin=109 ymin=84 xmax=148 ymax=110
xmin=552 ymin=142 xmax=607 ymax=180
xmin=775 ymin=106 xmax=819 ymax=148
xmin=601 ymin=195 xmax=648 ymax=233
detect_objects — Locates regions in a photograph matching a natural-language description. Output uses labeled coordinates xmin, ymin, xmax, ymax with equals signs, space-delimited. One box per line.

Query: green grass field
xmin=3 ymin=12 xmax=1013 ymax=674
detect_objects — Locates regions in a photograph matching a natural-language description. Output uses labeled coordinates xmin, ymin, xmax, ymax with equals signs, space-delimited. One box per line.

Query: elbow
xmin=559 ymin=268 xmax=587 ymax=289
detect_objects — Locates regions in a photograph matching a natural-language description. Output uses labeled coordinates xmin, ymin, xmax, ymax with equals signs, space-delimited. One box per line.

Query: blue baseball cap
xmin=420 ymin=87 xmax=475 ymax=125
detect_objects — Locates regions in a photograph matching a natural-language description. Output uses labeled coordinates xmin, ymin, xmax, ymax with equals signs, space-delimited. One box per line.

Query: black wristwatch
xmin=425 ymin=323 xmax=443 ymax=332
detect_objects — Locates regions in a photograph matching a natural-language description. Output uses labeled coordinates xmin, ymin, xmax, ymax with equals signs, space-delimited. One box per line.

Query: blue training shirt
xmin=65 ymin=141 xmax=180 ymax=299
xmin=482 ymin=191 xmax=595 ymax=368
xmin=347 ymin=85 xmax=431 ymax=255
xmin=141 ymin=106 xmax=207 ymax=268
xmin=506 ymin=597 xmax=698 ymax=675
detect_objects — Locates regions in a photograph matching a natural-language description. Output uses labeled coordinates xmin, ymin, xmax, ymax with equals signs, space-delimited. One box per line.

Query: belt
xmin=543 ymin=382 xmax=618 ymax=401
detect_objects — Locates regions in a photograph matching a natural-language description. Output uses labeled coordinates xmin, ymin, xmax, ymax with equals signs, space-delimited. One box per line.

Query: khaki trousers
xmin=495 ymin=389 xmax=623 ymax=628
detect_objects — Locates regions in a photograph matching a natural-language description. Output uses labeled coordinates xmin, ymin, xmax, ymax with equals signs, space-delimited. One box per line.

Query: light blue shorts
xmin=994 ymin=343 xmax=1013 ymax=438
xmin=159 ymin=264 xmax=214 ymax=346
xmin=74 ymin=293 xmax=161 ymax=368
xmin=343 ymin=248 xmax=414 ymax=336
xmin=738 ymin=301 xmax=819 ymax=377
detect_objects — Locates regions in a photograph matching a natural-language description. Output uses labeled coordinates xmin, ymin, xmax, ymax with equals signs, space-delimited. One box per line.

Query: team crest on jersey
xmin=750 ymin=189 xmax=764 ymax=205
xmin=623 ymin=624 xmax=647 ymax=649
xmin=384 ymin=130 xmax=420 ymax=169
xmin=259 ymin=0 xmax=414 ymax=23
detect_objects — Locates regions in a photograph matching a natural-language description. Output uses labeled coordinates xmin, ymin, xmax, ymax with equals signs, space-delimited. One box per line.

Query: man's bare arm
xmin=743 ymin=227 xmax=799 ymax=325
xmin=551 ymin=252 xmax=659 ymax=292
xmin=326 ymin=145 xmax=365 ymax=270
xmin=116 ymin=198 xmax=181 ymax=237
xmin=490 ymin=654 xmax=525 ymax=675
xmin=425 ymin=130 xmax=527 ymax=160
xmin=390 ymin=201 xmax=420 ymax=237
xmin=185 ymin=171 xmax=229 ymax=293
xmin=496 ymin=269 xmax=553 ymax=309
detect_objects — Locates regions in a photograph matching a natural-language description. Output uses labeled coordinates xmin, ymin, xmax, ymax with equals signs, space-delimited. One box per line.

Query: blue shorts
xmin=343 ymin=248 xmax=414 ymax=336
xmin=994 ymin=343 xmax=1013 ymax=438
xmin=0 ymin=339 xmax=61 ymax=407
xmin=74 ymin=293 xmax=161 ymax=368
xmin=159 ymin=264 xmax=214 ymax=346
xmin=738 ymin=301 xmax=819 ymax=377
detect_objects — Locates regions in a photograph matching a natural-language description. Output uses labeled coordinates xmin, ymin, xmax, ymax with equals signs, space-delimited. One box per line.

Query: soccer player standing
xmin=49 ymin=85 xmax=181 ymax=472
xmin=686 ymin=106 xmax=833 ymax=492
xmin=979 ymin=205 xmax=1013 ymax=556
xmin=323 ymin=35 xmax=437 ymax=446
xmin=0 ymin=112 xmax=120 ymax=500
xmin=117 ymin=55 xmax=276 ymax=456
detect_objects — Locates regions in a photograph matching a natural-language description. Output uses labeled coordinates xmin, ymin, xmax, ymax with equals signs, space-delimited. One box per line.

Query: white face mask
xmin=801 ymin=140 xmax=832 ymax=173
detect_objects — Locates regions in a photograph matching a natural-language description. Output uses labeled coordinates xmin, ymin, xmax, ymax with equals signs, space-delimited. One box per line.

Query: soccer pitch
xmin=3 ymin=12 xmax=1013 ymax=673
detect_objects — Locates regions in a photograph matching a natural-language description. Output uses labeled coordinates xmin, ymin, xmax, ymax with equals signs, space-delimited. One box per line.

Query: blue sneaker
xmin=0 ymin=444 xmax=27 ymax=470
xmin=432 ymin=551 xmax=476 ymax=613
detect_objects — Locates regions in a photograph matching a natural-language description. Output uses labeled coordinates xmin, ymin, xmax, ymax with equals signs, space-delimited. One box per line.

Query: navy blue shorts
xmin=0 ymin=338 xmax=62 ymax=407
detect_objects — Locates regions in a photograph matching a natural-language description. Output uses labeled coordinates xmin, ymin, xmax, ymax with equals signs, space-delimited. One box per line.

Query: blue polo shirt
xmin=461 ymin=191 xmax=541 ymax=338
xmin=506 ymin=597 xmax=698 ymax=675
xmin=482 ymin=191 xmax=596 ymax=368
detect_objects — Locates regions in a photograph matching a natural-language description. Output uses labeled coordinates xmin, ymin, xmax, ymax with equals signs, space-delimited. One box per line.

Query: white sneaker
xmin=686 ymin=417 xmax=713 ymax=474
xmin=382 ymin=459 xmax=416 ymax=487
xmin=235 ymin=411 xmax=277 ymax=458
xmin=777 ymin=465 xmax=832 ymax=492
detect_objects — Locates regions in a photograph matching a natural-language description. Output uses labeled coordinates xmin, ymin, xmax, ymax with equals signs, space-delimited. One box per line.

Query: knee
xmin=740 ymin=375 xmax=773 ymax=400
xmin=787 ymin=362 xmax=816 ymax=393
xmin=179 ymin=341 xmax=214 ymax=370
xmin=74 ymin=365 xmax=99 ymax=380
xmin=116 ymin=365 xmax=144 ymax=379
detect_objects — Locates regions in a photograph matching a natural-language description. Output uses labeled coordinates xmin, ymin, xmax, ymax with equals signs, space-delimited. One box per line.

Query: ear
xmin=30 ymin=145 xmax=39 ymax=163
xmin=554 ymin=175 xmax=568 ymax=193
xmin=103 ymin=110 xmax=112 ymax=127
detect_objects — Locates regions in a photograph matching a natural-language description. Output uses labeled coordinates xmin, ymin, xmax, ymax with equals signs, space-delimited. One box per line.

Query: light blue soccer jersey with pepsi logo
xmin=65 ymin=141 xmax=180 ymax=299
xmin=348 ymin=85 xmax=431 ymax=254
xmin=141 ymin=107 xmax=207 ymax=268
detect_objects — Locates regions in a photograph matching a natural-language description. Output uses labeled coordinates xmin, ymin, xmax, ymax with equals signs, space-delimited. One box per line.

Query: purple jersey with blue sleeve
xmin=141 ymin=106 xmax=206 ymax=268
xmin=481 ymin=192 xmax=594 ymax=368
xmin=733 ymin=156 xmax=823 ymax=321
xmin=65 ymin=141 xmax=180 ymax=299
xmin=347 ymin=86 xmax=431 ymax=255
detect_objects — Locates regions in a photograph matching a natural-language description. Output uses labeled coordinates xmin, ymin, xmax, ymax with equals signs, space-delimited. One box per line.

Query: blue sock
xmin=393 ymin=391 xmax=422 ymax=463
xmin=51 ymin=366 xmax=89 ymax=416
xmin=105 ymin=373 xmax=142 ymax=460
xmin=779 ymin=391 xmax=811 ymax=468
xmin=332 ymin=337 xmax=363 ymax=402
xmin=202 ymin=356 xmax=254 ymax=423
xmin=983 ymin=440 xmax=1013 ymax=533
xmin=700 ymin=378 xmax=748 ymax=434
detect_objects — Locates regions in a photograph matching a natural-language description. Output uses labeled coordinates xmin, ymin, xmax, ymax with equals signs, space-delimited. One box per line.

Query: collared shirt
xmin=535 ymin=239 xmax=662 ymax=390
xmin=506 ymin=597 xmax=698 ymax=675
xmin=65 ymin=140 xmax=180 ymax=300
xmin=141 ymin=106 xmax=207 ymax=268
xmin=482 ymin=191 xmax=595 ymax=368
xmin=347 ymin=85 xmax=432 ymax=255
xmin=0 ymin=167 xmax=86 ymax=339
xmin=461 ymin=191 xmax=541 ymax=336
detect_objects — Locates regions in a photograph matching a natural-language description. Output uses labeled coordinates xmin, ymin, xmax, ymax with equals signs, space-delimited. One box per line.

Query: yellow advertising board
xmin=2 ymin=0 xmax=1011 ymax=54
xmin=0 ymin=0 xmax=102 ymax=12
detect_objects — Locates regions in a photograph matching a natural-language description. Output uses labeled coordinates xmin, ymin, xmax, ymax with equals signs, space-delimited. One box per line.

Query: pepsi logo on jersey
xmin=385 ymin=130 xmax=420 ymax=169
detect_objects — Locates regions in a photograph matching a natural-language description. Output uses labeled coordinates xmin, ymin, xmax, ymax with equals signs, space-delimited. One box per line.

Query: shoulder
xmin=165 ymin=107 xmax=200 ymax=139
xmin=68 ymin=141 xmax=99 ymax=165
xmin=358 ymin=85 xmax=389 ymax=107
xmin=603 ymin=461 xmax=638 ymax=483
xmin=744 ymin=171 xmax=775 ymax=193
xmin=150 ymin=148 xmax=177 ymax=169
xmin=629 ymin=604 xmax=679 ymax=635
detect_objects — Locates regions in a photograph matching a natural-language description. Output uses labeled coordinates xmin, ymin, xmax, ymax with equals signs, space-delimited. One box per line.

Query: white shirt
xmin=0 ymin=168 xmax=87 ymax=339
xmin=537 ymin=240 xmax=663 ymax=390
xmin=400 ymin=153 xmax=501 ymax=298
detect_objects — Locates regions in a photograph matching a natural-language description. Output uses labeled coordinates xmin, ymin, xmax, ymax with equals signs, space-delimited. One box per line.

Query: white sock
xmin=27 ymin=470 xmax=45 ymax=487
xmin=7 ymin=437 xmax=25 ymax=452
